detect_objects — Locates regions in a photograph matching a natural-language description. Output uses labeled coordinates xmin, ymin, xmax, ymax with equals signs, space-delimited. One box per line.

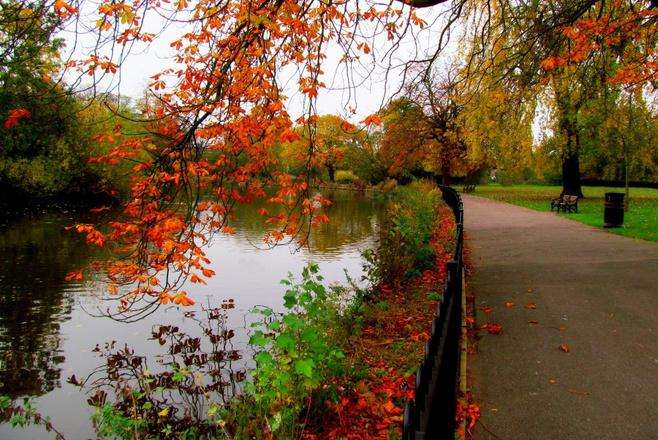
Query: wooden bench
xmin=561 ymin=194 xmax=579 ymax=213
xmin=551 ymin=194 xmax=579 ymax=213
xmin=462 ymin=183 xmax=476 ymax=193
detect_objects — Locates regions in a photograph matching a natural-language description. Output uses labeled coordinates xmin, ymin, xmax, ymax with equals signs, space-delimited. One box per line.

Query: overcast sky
xmin=59 ymin=2 xmax=458 ymax=122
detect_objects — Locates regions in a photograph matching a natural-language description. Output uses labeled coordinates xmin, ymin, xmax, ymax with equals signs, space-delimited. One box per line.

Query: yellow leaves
xmin=158 ymin=407 xmax=170 ymax=417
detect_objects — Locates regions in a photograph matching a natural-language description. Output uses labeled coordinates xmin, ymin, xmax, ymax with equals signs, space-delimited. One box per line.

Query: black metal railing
xmin=403 ymin=186 xmax=464 ymax=440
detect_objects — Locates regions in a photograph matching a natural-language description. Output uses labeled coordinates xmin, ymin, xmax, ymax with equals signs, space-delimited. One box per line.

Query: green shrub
xmin=365 ymin=181 xmax=440 ymax=284
xmin=237 ymin=263 xmax=346 ymax=437
xmin=334 ymin=169 xmax=359 ymax=184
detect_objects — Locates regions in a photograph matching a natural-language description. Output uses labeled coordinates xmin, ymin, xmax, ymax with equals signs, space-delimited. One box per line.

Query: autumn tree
xmin=406 ymin=69 xmax=468 ymax=184
xmin=458 ymin=0 xmax=658 ymax=196
xmin=0 ymin=0 xmax=88 ymax=200
xmin=3 ymin=0 xmax=653 ymax=315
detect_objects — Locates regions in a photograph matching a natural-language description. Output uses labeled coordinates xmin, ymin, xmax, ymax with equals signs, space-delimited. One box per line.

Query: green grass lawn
xmin=467 ymin=184 xmax=658 ymax=242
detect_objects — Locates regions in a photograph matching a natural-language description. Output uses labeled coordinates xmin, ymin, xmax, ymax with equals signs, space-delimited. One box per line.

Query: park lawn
xmin=469 ymin=184 xmax=658 ymax=242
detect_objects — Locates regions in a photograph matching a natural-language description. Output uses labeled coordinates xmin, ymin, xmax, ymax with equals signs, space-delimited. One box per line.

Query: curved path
xmin=463 ymin=195 xmax=658 ymax=440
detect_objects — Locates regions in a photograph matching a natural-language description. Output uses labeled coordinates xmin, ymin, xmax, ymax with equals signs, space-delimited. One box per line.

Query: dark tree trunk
xmin=326 ymin=164 xmax=335 ymax=182
xmin=561 ymin=153 xmax=583 ymax=197
xmin=441 ymin=161 xmax=451 ymax=186
xmin=561 ymin=149 xmax=583 ymax=198
xmin=561 ymin=124 xmax=584 ymax=198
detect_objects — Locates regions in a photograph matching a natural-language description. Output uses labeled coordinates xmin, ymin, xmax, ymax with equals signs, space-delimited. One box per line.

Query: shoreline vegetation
xmin=1 ymin=181 xmax=461 ymax=439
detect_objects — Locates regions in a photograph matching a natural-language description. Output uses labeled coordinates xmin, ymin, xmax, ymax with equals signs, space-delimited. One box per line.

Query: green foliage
xmin=365 ymin=181 xmax=441 ymax=284
xmin=239 ymin=263 xmax=346 ymax=438
xmin=0 ymin=395 xmax=63 ymax=439
xmin=91 ymin=404 xmax=148 ymax=440
xmin=334 ymin=169 xmax=359 ymax=184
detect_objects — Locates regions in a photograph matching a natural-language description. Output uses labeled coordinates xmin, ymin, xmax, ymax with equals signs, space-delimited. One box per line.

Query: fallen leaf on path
xmin=548 ymin=378 xmax=557 ymax=384
xmin=527 ymin=288 xmax=533 ymax=293
xmin=505 ymin=301 xmax=515 ymax=308
xmin=528 ymin=320 xmax=539 ymax=325
xmin=567 ymin=389 xmax=590 ymax=396
xmin=482 ymin=323 xmax=503 ymax=335
xmin=481 ymin=306 xmax=493 ymax=314
xmin=559 ymin=343 xmax=570 ymax=353
xmin=525 ymin=303 xmax=537 ymax=309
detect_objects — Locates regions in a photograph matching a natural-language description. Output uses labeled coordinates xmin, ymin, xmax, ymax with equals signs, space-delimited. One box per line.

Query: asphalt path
xmin=463 ymin=195 xmax=658 ymax=440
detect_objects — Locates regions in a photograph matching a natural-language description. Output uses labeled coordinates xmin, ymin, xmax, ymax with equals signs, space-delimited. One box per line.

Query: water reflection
xmin=0 ymin=212 xmax=100 ymax=398
xmin=0 ymin=191 xmax=382 ymax=439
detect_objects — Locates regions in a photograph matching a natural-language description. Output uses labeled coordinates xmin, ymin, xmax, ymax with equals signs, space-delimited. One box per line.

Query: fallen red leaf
xmin=482 ymin=323 xmax=503 ymax=335
xmin=505 ymin=301 xmax=515 ymax=308
xmin=525 ymin=303 xmax=537 ymax=309
xmin=559 ymin=343 xmax=570 ymax=353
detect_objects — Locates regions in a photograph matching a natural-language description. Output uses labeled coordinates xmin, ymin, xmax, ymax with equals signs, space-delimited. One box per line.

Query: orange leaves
xmin=174 ymin=293 xmax=195 ymax=306
xmin=3 ymin=108 xmax=31 ymax=129
xmin=482 ymin=323 xmax=503 ymax=335
xmin=53 ymin=0 xmax=77 ymax=17
xmin=361 ymin=113 xmax=382 ymax=127
xmin=316 ymin=370 xmax=407 ymax=438
xmin=74 ymin=224 xmax=106 ymax=247
xmin=548 ymin=9 xmax=658 ymax=87
xmin=159 ymin=292 xmax=195 ymax=306
xmin=64 ymin=271 xmax=84 ymax=282
xmin=356 ymin=42 xmax=371 ymax=54
xmin=189 ymin=274 xmax=206 ymax=284
xmin=456 ymin=401 xmax=481 ymax=434
xmin=540 ymin=56 xmax=567 ymax=72
xmin=559 ymin=343 xmax=570 ymax=353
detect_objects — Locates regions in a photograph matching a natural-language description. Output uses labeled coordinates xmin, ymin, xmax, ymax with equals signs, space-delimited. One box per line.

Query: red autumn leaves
xmin=3 ymin=108 xmax=31 ymax=129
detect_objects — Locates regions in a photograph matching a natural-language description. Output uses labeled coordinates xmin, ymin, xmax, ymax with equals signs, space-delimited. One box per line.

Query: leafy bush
xmin=334 ymin=169 xmax=359 ymax=184
xmin=235 ymin=263 xmax=347 ymax=437
xmin=367 ymin=181 xmax=441 ymax=283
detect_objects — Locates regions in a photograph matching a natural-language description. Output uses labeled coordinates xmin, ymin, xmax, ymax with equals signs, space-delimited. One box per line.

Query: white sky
xmin=59 ymin=1 xmax=459 ymax=123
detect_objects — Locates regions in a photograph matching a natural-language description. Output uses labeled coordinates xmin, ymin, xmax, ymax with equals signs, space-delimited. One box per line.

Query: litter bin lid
xmin=605 ymin=192 xmax=625 ymax=202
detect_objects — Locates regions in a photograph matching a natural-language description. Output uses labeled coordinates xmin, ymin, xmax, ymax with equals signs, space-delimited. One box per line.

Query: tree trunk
xmin=561 ymin=125 xmax=583 ymax=198
xmin=441 ymin=161 xmax=451 ymax=186
xmin=561 ymin=151 xmax=583 ymax=197
xmin=326 ymin=164 xmax=335 ymax=182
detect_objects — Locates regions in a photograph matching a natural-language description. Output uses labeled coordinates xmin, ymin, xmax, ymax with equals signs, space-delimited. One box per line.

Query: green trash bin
xmin=604 ymin=192 xmax=625 ymax=228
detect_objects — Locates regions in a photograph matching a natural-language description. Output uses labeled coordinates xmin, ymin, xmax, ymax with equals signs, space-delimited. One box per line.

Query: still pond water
xmin=0 ymin=190 xmax=383 ymax=439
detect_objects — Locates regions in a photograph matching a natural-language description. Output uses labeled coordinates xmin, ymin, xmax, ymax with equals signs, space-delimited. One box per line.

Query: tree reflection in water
xmin=0 ymin=211 xmax=102 ymax=398
xmin=71 ymin=301 xmax=245 ymax=438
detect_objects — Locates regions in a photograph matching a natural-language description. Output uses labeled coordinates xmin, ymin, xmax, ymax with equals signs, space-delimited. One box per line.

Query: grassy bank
xmin=468 ymin=184 xmax=658 ymax=242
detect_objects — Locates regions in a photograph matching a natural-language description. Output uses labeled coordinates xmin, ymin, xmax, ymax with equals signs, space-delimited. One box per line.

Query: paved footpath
xmin=462 ymin=195 xmax=658 ymax=440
